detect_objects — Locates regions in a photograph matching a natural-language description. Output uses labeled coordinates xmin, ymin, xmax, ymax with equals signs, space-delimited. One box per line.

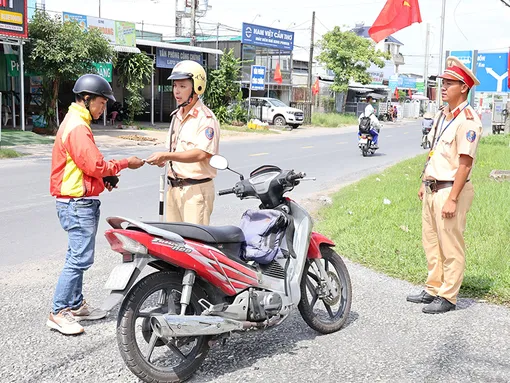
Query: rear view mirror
xmin=209 ymin=155 xmax=229 ymax=170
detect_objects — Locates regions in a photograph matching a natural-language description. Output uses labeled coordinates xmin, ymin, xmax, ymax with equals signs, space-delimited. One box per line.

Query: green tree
xmin=317 ymin=27 xmax=390 ymax=111
xmin=24 ymin=10 xmax=114 ymax=132
xmin=203 ymin=49 xmax=244 ymax=123
xmin=116 ymin=52 xmax=154 ymax=125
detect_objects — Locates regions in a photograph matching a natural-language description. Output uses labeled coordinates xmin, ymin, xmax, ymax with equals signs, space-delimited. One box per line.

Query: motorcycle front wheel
xmin=117 ymin=271 xmax=211 ymax=383
xmin=298 ymin=246 xmax=352 ymax=334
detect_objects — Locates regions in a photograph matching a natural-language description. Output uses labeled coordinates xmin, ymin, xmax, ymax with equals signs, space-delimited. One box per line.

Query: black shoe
xmin=422 ymin=297 xmax=456 ymax=314
xmin=406 ymin=290 xmax=435 ymax=304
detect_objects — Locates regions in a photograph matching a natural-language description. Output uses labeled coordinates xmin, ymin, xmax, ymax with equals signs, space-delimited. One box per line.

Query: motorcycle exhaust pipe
xmin=151 ymin=314 xmax=248 ymax=337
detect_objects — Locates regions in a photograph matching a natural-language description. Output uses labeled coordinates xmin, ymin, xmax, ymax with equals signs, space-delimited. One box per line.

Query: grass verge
xmin=316 ymin=134 xmax=510 ymax=303
xmin=312 ymin=113 xmax=359 ymax=127
xmin=0 ymin=148 xmax=25 ymax=158
xmin=0 ymin=130 xmax=54 ymax=146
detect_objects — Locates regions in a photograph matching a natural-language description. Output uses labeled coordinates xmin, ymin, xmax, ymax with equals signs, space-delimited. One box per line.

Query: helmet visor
xmin=168 ymin=71 xmax=193 ymax=81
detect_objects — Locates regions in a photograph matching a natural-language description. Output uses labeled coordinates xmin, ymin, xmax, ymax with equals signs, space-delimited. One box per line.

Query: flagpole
xmin=436 ymin=0 xmax=446 ymax=108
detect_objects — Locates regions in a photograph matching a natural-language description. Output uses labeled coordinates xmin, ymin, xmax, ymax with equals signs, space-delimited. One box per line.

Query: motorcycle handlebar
xmin=286 ymin=172 xmax=306 ymax=183
xmin=218 ymin=188 xmax=235 ymax=196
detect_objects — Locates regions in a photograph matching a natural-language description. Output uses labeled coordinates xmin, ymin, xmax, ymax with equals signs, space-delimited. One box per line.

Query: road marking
xmin=249 ymin=152 xmax=269 ymax=157
xmin=302 ymin=146 xmax=314 ymax=149
xmin=404 ymin=132 xmax=409 ymax=135
xmin=386 ymin=135 xmax=393 ymax=137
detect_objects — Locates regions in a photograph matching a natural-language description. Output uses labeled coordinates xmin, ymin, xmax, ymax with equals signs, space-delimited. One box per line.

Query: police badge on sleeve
xmin=466 ymin=130 xmax=476 ymax=143
xmin=205 ymin=127 xmax=214 ymax=140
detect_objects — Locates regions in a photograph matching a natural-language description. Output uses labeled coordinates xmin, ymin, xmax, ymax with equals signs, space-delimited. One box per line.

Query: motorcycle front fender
xmin=307 ymin=232 xmax=335 ymax=259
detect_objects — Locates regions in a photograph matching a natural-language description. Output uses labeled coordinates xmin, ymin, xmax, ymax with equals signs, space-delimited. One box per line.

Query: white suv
xmin=248 ymin=97 xmax=304 ymax=128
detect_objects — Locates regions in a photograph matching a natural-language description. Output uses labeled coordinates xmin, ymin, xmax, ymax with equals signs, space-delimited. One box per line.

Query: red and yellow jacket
xmin=50 ymin=103 xmax=128 ymax=198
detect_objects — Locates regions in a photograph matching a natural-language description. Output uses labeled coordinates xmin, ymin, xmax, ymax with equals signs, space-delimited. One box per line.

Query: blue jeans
xmin=358 ymin=129 xmax=379 ymax=145
xmin=52 ymin=199 xmax=101 ymax=314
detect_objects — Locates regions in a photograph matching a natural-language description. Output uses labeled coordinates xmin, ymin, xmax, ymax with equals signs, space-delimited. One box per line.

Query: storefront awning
xmin=367 ymin=92 xmax=386 ymax=99
xmin=350 ymin=87 xmax=373 ymax=93
xmin=137 ymin=39 xmax=223 ymax=55
xmin=113 ymin=45 xmax=141 ymax=54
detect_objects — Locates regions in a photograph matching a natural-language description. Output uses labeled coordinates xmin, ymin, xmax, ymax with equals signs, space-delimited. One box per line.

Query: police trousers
xmin=422 ymin=182 xmax=474 ymax=304
xmin=166 ymin=180 xmax=215 ymax=225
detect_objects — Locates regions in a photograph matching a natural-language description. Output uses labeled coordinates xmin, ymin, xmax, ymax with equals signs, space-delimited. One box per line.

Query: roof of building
xmin=351 ymin=25 xmax=403 ymax=45
xmin=166 ymin=35 xmax=242 ymax=43
xmin=136 ymin=39 xmax=223 ymax=55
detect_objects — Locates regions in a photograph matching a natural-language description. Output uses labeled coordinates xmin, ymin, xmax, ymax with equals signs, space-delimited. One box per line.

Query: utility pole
xmin=216 ymin=23 xmax=220 ymax=69
xmin=423 ymin=23 xmax=430 ymax=98
xmin=98 ymin=0 xmax=101 ymax=18
xmin=436 ymin=0 xmax=446 ymax=107
xmin=190 ymin=0 xmax=197 ymax=46
xmin=307 ymin=11 xmax=315 ymax=104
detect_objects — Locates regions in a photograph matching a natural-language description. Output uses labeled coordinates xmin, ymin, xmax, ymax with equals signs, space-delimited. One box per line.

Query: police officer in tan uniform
xmin=146 ymin=60 xmax=220 ymax=225
xmin=407 ymin=57 xmax=482 ymax=314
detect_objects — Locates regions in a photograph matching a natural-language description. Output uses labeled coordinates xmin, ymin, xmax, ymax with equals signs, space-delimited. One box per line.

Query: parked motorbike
xmin=101 ymin=156 xmax=353 ymax=383
xmin=421 ymin=115 xmax=434 ymax=149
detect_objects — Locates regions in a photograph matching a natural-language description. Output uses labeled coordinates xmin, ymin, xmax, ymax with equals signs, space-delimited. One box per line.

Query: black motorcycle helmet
xmin=73 ymin=74 xmax=116 ymax=102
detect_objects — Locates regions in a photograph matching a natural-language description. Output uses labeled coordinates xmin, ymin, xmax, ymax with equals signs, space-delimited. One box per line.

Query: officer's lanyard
xmin=432 ymin=103 xmax=468 ymax=149
xmin=420 ymin=104 xmax=467 ymax=179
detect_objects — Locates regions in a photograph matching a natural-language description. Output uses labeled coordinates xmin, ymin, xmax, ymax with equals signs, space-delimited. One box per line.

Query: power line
xmin=314 ymin=16 xmax=331 ymax=32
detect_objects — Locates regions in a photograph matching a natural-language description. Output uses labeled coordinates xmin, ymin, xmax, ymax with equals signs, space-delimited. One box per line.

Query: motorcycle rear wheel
xmin=117 ymin=271 xmax=211 ymax=383
xmin=298 ymin=246 xmax=352 ymax=334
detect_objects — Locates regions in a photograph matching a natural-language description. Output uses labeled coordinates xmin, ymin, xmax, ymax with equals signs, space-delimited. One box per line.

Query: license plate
xmin=359 ymin=138 xmax=368 ymax=144
xmin=104 ymin=263 xmax=136 ymax=290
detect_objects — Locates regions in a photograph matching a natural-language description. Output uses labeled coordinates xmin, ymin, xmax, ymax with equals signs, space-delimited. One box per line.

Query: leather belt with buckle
xmin=167 ymin=177 xmax=212 ymax=188
xmin=423 ymin=180 xmax=468 ymax=194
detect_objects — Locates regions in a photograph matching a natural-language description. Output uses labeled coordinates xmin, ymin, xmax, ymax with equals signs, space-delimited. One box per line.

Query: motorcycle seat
xmin=143 ymin=222 xmax=245 ymax=244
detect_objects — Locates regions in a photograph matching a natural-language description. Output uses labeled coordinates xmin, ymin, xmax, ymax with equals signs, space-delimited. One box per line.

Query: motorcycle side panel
xmin=106 ymin=229 xmax=259 ymax=296
xmin=286 ymin=200 xmax=313 ymax=306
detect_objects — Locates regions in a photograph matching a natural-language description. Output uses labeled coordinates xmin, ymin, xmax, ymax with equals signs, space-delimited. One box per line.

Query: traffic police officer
xmin=146 ymin=60 xmax=220 ymax=225
xmin=407 ymin=56 xmax=482 ymax=314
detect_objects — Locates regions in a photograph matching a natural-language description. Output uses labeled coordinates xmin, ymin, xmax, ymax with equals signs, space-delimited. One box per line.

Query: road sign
xmin=242 ymin=23 xmax=294 ymax=51
xmin=476 ymin=52 xmax=509 ymax=93
xmin=450 ymin=50 xmax=473 ymax=69
xmin=250 ymin=65 xmax=266 ymax=91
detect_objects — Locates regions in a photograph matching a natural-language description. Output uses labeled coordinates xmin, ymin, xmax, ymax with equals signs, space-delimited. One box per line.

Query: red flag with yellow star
xmin=369 ymin=0 xmax=422 ymax=43
xmin=274 ymin=61 xmax=283 ymax=84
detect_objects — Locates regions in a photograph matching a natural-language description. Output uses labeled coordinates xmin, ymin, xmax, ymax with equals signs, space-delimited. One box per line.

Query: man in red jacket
xmin=48 ymin=74 xmax=145 ymax=335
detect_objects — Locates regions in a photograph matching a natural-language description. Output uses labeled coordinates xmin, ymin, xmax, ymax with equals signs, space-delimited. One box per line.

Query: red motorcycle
xmin=101 ymin=155 xmax=352 ymax=383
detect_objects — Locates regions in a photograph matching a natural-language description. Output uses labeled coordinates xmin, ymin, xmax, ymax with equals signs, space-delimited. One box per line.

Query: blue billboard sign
xmin=250 ymin=65 xmax=266 ymax=90
xmin=388 ymin=75 xmax=416 ymax=90
xmin=476 ymin=52 xmax=509 ymax=93
xmin=450 ymin=50 xmax=473 ymax=70
xmin=156 ymin=48 xmax=203 ymax=69
xmin=242 ymin=23 xmax=294 ymax=51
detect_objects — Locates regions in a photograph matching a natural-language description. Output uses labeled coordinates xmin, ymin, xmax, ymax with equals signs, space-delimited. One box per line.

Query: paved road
xmin=1 ymin=120 xmax=509 ymax=383
xmin=1 ymin=121 xmax=424 ymax=266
